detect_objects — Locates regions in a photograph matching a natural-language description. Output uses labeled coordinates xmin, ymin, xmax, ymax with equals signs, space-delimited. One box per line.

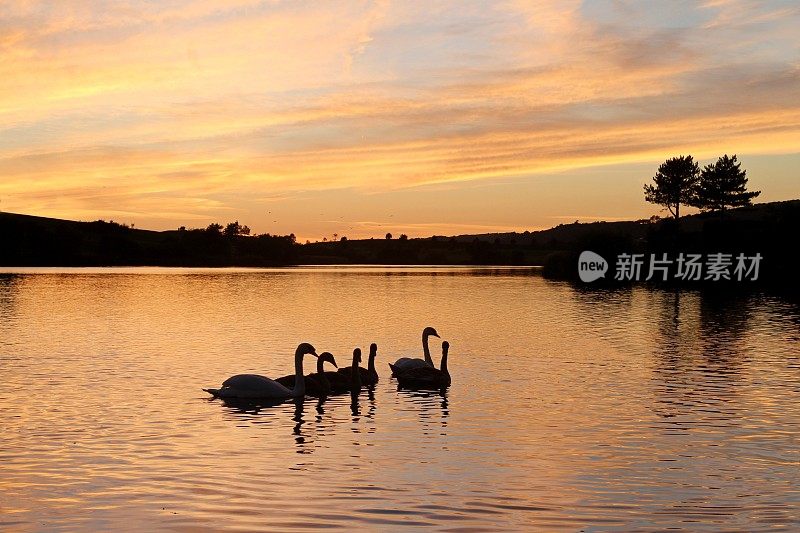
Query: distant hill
xmin=301 ymin=199 xmax=799 ymax=274
xmin=0 ymin=212 xmax=296 ymax=267
xmin=428 ymin=219 xmax=649 ymax=246
xmin=422 ymin=199 xmax=799 ymax=247
xmin=1 ymin=201 xmax=799 ymax=285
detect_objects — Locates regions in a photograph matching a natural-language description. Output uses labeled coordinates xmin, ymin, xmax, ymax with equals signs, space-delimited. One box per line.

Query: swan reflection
xmin=350 ymin=389 xmax=360 ymax=417
xmin=213 ymin=397 xmax=317 ymax=453
xmin=396 ymin=387 xmax=449 ymax=427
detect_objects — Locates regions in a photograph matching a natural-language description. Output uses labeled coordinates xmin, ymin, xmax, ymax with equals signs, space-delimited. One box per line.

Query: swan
xmin=275 ymin=351 xmax=338 ymax=397
xmin=348 ymin=347 xmax=363 ymax=392
xmin=389 ymin=327 xmax=439 ymax=376
xmin=337 ymin=342 xmax=379 ymax=385
xmin=203 ymin=343 xmax=317 ymax=400
xmin=396 ymin=341 xmax=451 ymax=390
xmin=325 ymin=348 xmax=363 ymax=394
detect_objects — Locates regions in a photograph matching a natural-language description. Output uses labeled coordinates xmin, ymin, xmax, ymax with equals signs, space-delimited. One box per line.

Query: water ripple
xmin=0 ymin=269 xmax=798 ymax=531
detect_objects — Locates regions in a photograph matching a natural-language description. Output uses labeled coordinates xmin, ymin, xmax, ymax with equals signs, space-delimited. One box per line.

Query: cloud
xmin=0 ymin=1 xmax=798 ymax=230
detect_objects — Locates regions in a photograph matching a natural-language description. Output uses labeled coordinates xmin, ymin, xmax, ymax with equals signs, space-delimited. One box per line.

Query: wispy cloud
xmin=0 ymin=1 xmax=798 ymax=233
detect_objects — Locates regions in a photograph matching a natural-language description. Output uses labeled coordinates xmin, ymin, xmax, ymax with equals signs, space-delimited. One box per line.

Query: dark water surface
xmin=1 ymin=267 xmax=798 ymax=531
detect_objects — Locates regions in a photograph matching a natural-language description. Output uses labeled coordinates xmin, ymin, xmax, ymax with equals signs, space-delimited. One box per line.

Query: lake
xmin=1 ymin=267 xmax=798 ymax=531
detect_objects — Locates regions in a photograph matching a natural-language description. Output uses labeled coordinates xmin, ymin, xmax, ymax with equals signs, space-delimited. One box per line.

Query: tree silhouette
xmin=399 ymin=234 xmax=408 ymax=241
xmin=690 ymin=154 xmax=760 ymax=212
xmin=385 ymin=232 xmax=392 ymax=240
xmin=223 ymin=221 xmax=250 ymax=237
xmin=644 ymin=155 xmax=700 ymax=219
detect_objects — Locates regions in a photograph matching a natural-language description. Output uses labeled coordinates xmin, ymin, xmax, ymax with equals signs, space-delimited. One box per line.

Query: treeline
xmin=163 ymin=223 xmax=297 ymax=266
xmin=300 ymin=198 xmax=800 ymax=290
xmin=1 ymin=198 xmax=798 ymax=290
xmin=0 ymin=214 xmax=296 ymax=266
xmin=298 ymin=234 xmax=549 ymax=265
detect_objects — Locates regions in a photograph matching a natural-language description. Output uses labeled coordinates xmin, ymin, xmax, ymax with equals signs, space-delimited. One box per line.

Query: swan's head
xmin=319 ymin=351 xmax=338 ymax=368
xmin=353 ymin=348 xmax=362 ymax=364
xmin=423 ymin=326 xmax=440 ymax=338
xmin=442 ymin=340 xmax=449 ymax=354
xmin=295 ymin=343 xmax=317 ymax=357
xmin=369 ymin=343 xmax=378 ymax=357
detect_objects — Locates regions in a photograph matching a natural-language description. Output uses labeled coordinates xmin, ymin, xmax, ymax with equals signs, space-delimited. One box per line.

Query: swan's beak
xmin=312 ymin=351 xmax=319 ymax=357
xmin=332 ymin=360 xmax=338 ymax=368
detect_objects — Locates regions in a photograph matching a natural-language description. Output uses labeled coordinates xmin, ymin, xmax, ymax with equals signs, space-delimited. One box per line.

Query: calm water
xmin=1 ymin=267 xmax=798 ymax=532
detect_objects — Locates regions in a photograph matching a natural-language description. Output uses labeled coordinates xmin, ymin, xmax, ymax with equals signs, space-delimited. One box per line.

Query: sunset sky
xmin=1 ymin=1 xmax=799 ymax=240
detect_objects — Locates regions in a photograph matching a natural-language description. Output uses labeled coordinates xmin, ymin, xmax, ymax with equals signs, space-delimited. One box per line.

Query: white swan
xmin=389 ymin=327 xmax=439 ymax=376
xmin=203 ymin=343 xmax=317 ymax=400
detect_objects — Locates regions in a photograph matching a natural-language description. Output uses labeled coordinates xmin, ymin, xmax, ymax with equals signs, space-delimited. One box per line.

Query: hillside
xmin=1 ymin=201 xmax=798 ymax=282
xmin=0 ymin=212 xmax=296 ymax=267
xmin=300 ymin=200 xmax=799 ymax=273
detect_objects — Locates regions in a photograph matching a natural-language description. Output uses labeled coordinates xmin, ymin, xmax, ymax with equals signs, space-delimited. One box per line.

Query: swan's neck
xmin=422 ymin=332 xmax=434 ymax=366
xmin=350 ymin=355 xmax=362 ymax=389
xmin=291 ymin=352 xmax=305 ymax=397
xmin=367 ymin=351 xmax=376 ymax=375
xmin=440 ymin=349 xmax=449 ymax=376
xmin=316 ymin=357 xmax=330 ymax=389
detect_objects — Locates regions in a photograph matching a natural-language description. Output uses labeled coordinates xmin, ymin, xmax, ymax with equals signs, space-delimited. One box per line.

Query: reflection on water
xmin=0 ymin=268 xmax=798 ymax=531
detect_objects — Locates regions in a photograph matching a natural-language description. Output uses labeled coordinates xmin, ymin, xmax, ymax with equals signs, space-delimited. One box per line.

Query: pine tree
xmin=643 ymin=155 xmax=700 ymax=219
xmin=691 ymin=155 xmax=760 ymax=212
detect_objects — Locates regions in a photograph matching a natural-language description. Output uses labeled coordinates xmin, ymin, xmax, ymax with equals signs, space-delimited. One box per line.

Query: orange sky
xmin=1 ymin=1 xmax=799 ymax=240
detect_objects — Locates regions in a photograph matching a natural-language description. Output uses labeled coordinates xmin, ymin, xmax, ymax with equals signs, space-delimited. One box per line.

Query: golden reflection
xmin=2 ymin=269 xmax=799 ymax=530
